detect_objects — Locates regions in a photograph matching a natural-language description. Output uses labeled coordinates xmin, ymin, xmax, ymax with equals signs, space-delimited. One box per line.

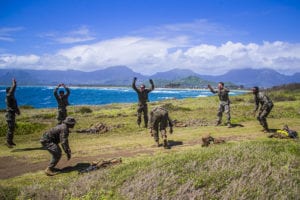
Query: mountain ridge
xmin=0 ymin=66 xmax=299 ymax=88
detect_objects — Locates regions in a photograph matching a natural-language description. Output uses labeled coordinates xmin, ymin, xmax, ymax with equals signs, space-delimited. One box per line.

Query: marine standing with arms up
xmin=208 ymin=82 xmax=232 ymax=127
xmin=132 ymin=77 xmax=154 ymax=128
xmin=54 ymin=83 xmax=70 ymax=124
xmin=252 ymin=86 xmax=273 ymax=133
xmin=5 ymin=78 xmax=20 ymax=148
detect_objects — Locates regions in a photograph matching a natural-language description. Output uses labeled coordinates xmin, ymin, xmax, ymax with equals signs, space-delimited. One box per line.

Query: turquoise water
xmin=0 ymin=86 xmax=247 ymax=109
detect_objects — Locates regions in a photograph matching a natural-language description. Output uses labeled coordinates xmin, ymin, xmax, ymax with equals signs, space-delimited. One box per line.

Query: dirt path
xmin=0 ymin=134 xmax=260 ymax=180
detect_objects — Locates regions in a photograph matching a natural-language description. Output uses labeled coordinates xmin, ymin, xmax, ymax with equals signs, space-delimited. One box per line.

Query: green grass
xmin=0 ymin=90 xmax=299 ymax=199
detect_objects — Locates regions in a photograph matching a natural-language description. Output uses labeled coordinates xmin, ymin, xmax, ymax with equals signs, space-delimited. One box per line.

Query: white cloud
xmin=0 ymin=54 xmax=40 ymax=67
xmin=42 ymin=26 xmax=96 ymax=44
xmin=1 ymin=37 xmax=300 ymax=75
xmin=0 ymin=27 xmax=24 ymax=42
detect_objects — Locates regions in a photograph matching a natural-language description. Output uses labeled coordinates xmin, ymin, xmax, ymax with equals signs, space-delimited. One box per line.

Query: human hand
xmin=133 ymin=77 xmax=137 ymax=81
xmin=149 ymin=79 xmax=153 ymax=84
xmin=67 ymin=152 xmax=71 ymax=160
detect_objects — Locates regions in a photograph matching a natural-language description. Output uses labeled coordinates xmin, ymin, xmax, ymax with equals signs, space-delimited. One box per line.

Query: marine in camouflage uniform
xmin=132 ymin=77 xmax=154 ymax=128
xmin=5 ymin=78 xmax=20 ymax=148
xmin=208 ymin=82 xmax=232 ymax=127
xmin=149 ymin=106 xmax=173 ymax=149
xmin=54 ymin=83 xmax=70 ymax=124
xmin=40 ymin=117 xmax=76 ymax=176
xmin=252 ymin=87 xmax=273 ymax=132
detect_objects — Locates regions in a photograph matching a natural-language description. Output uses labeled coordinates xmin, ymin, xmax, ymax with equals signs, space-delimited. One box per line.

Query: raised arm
xmin=7 ymin=78 xmax=17 ymax=95
xmin=132 ymin=77 xmax=138 ymax=92
xmin=208 ymin=84 xmax=217 ymax=94
xmin=62 ymin=84 xmax=70 ymax=97
xmin=54 ymin=84 xmax=60 ymax=98
xmin=149 ymin=79 xmax=155 ymax=92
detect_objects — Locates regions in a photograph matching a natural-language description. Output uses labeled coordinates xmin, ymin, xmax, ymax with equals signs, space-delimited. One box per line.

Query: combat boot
xmin=44 ymin=167 xmax=59 ymax=176
xmin=5 ymin=142 xmax=13 ymax=148
xmin=227 ymin=123 xmax=232 ymax=128
xmin=163 ymin=140 xmax=170 ymax=149
xmin=156 ymin=141 xmax=160 ymax=147
xmin=215 ymin=121 xmax=221 ymax=126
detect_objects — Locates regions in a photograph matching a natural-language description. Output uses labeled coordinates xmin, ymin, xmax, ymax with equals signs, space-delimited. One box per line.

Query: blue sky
xmin=1 ymin=0 xmax=300 ymax=75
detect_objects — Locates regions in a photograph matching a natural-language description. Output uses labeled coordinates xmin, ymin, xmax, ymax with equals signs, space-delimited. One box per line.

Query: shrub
xmin=77 ymin=107 xmax=93 ymax=114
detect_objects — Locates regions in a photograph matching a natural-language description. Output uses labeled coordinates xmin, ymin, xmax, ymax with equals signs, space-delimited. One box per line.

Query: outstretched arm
xmin=208 ymin=84 xmax=216 ymax=94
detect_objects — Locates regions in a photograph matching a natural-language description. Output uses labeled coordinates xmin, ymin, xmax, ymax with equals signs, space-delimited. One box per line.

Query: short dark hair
xmin=59 ymin=90 xmax=64 ymax=94
xmin=252 ymin=86 xmax=259 ymax=91
xmin=218 ymin=82 xmax=224 ymax=86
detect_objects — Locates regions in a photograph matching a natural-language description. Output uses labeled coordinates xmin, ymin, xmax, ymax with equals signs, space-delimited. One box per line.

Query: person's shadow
xmin=61 ymin=163 xmax=91 ymax=174
xmin=168 ymin=140 xmax=183 ymax=149
xmin=230 ymin=123 xmax=244 ymax=128
xmin=11 ymin=146 xmax=45 ymax=152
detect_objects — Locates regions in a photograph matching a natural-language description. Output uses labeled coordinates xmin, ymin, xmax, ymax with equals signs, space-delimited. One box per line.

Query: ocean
xmin=0 ymin=86 xmax=247 ymax=109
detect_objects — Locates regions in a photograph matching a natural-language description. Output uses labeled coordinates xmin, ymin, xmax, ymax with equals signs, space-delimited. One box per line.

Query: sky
xmin=0 ymin=0 xmax=300 ymax=75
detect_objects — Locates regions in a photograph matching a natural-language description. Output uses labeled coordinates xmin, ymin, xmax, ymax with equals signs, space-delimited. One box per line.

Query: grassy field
xmin=0 ymin=89 xmax=299 ymax=199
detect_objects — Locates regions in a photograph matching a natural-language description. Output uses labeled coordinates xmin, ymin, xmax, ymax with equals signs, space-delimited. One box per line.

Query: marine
xmin=252 ymin=86 xmax=273 ymax=132
xmin=208 ymin=82 xmax=232 ymax=127
xmin=54 ymin=83 xmax=70 ymax=124
xmin=132 ymin=77 xmax=154 ymax=128
xmin=149 ymin=106 xmax=173 ymax=149
xmin=5 ymin=78 xmax=20 ymax=148
xmin=40 ymin=117 xmax=76 ymax=176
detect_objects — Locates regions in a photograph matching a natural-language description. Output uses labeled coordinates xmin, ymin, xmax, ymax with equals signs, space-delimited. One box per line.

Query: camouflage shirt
xmin=54 ymin=87 xmax=70 ymax=110
xmin=149 ymin=106 xmax=173 ymax=128
xmin=209 ymin=87 xmax=230 ymax=104
xmin=40 ymin=123 xmax=71 ymax=153
xmin=254 ymin=92 xmax=273 ymax=111
xmin=132 ymin=80 xmax=154 ymax=105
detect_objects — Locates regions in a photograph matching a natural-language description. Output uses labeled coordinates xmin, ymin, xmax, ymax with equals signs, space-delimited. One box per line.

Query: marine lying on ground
xmin=79 ymin=158 xmax=122 ymax=173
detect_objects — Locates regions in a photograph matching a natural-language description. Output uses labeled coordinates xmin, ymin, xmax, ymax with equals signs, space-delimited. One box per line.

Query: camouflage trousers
xmin=217 ymin=103 xmax=231 ymax=124
xmin=5 ymin=112 xmax=16 ymax=144
xmin=57 ymin=108 xmax=67 ymax=124
xmin=257 ymin=105 xmax=273 ymax=130
xmin=137 ymin=104 xmax=148 ymax=127
xmin=41 ymin=142 xmax=62 ymax=169
xmin=151 ymin=116 xmax=168 ymax=143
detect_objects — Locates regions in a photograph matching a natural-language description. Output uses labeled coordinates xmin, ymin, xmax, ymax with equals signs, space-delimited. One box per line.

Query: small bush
xmin=78 ymin=107 xmax=93 ymax=114
xmin=19 ymin=105 xmax=35 ymax=109
xmin=13 ymin=122 xmax=47 ymax=136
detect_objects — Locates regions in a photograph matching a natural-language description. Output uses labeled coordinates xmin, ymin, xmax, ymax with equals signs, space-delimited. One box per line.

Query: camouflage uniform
xmin=54 ymin=86 xmax=70 ymax=124
xmin=209 ymin=86 xmax=231 ymax=126
xmin=40 ymin=118 xmax=74 ymax=171
xmin=254 ymin=91 xmax=273 ymax=131
xmin=149 ymin=106 xmax=173 ymax=148
xmin=5 ymin=80 xmax=20 ymax=146
xmin=132 ymin=78 xmax=154 ymax=127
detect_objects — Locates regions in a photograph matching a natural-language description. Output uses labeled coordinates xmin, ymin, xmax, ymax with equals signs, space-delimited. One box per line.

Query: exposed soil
xmin=0 ymin=148 xmax=154 ymax=180
xmin=0 ymin=129 xmax=262 ymax=180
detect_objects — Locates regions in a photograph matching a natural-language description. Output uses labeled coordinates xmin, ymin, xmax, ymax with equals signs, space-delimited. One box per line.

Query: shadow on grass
xmin=230 ymin=123 xmax=244 ymax=128
xmin=61 ymin=163 xmax=91 ymax=174
xmin=168 ymin=140 xmax=183 ymax=148
xmin=11 ymin=146 xmax=45 ymax=152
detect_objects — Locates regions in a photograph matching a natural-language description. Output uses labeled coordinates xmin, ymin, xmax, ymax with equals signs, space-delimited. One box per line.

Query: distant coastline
xmin=0 ymin=86 xmax=247 ymax=109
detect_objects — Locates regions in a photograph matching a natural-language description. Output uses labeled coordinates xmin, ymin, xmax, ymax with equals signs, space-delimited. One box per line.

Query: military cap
xmin=63 ymin=117 xmax=76 ymax=125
